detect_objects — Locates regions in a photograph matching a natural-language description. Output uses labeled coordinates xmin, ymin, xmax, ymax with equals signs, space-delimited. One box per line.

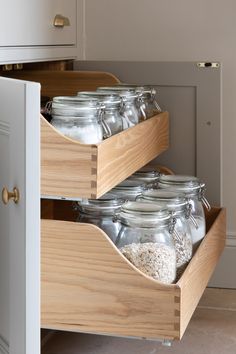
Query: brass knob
xmin=53 ymin=14 xmax=70 ymax=28
xmin=2 ymin=187 xmax=20 ymax=205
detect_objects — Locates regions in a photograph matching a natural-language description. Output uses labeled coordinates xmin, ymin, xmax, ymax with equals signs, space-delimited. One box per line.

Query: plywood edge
xmin=41 ymin=219 xmax=180 ymax=339
xmin=96 ymin=112 xmax=169 ymax=197
xmin=177 ymin=207 xmax=226 ymax=338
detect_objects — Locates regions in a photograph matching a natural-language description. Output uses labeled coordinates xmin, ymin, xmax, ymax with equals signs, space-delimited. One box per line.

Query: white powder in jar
xmin=57 ymin=124 xmax=103 ymax=144
xmin=188 ymin=217 xmax=206 ymax=253
xmin=120 ymin=242 xmax=176 ymax=284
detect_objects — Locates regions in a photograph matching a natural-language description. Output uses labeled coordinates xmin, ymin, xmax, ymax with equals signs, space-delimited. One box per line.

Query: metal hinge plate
xmin=197 ymin=62 xmax=220 ymax=68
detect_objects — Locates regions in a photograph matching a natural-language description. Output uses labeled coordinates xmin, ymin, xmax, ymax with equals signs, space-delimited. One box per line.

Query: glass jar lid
xmin=77 ymin=195 xmax=125 ymax=216
xmin=115 ymin=201 xmax=171 ymax=228
xmin=158 ymin=175 xmax=211 ymax=210
xmin=77 ymin=91 xmax=122 ymax=107
xmin=115 ymin=83 xmax=157 ymax=97
xmin=128 ymin=170 xmax=160 ymax=181
xmin=97 ymin=86 xmax=139 ymax=100
xmin=51 ymin=95 xmax=103 ymax=117
xmin=158 ymin=175 xmax=205 ymax=192
xmin=139 ymin=190 xmax=189 ymax=212
xmin=110 ymin=180 xmax=146 ymax=196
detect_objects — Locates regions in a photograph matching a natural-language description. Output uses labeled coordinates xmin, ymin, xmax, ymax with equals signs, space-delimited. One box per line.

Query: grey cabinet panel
xmin=75 ymin=61 xmax=221 ymax=205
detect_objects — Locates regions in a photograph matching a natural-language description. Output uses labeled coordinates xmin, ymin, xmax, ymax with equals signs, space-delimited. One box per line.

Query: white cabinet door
xmin=0 ymin=77 xmax=40 ymax=354
xmin=0 ymin=0 xmax=77 ymax=47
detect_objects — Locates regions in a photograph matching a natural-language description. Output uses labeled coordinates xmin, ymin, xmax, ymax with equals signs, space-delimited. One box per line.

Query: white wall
xmin=78 ymin=0 xmax=236 ymax=286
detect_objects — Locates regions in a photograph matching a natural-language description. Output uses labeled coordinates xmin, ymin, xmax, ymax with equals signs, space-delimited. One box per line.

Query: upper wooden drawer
xmin=0 ymin=0 xmax=76 ymax=47
xmin=41 ymin=111 xmax=169 ymax=199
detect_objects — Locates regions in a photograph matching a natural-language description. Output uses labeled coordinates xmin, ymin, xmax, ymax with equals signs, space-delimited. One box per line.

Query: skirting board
xmin=209 ymin=239 xmax=236 ymax=288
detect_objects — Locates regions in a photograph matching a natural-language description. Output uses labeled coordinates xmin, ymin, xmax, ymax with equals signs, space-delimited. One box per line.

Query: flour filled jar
xmin=50 ymin=96 xmax=108 ymax=144
xmin=77 ymin=91 xmax=128 ymax=135
xmin=137 ymin=189 xmax=193 ymax=276
xmin=158 ymin=175 xmax=211 ymax=252
xmin=114 ymin=201 xmax=176 ymax=284
xmin=76 ymin=196 xmax=125 ymax=243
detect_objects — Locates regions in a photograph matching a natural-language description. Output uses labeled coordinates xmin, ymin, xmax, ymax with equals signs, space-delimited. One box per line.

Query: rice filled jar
xmin=77 ymin=91 xmax=127 ymax=135
xmin=158 ymin=175 xmax=211 ymax=252
xmin=50 ymin=96 xmax=107 ymax=144
xmin=137 ymin=189 xmax=193 ymax=276
xmin=76 ymin=196 xmax=125 ymax=243
xmin=114 ymin=201 xmax=176 ymax=284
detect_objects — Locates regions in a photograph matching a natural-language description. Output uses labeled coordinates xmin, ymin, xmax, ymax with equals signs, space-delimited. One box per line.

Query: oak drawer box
xmin=41 ymin=111 xmax=169 ymax=199
xmin=41 ymin=207 xmax=226 ymax=341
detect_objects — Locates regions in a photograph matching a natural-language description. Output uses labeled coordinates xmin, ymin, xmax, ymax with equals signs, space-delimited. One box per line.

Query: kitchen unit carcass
xmin=0 ymin=65 xmax=225 ymax=354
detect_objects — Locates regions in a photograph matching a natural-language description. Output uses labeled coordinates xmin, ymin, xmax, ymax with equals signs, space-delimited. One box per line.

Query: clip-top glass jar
xmin=107 ymin=180 xmax=147 ymax=201
xmin=137 ymin=189 xmax=193 ymax=277
xmin=115 ymin=83 xmax=162 ymax=118
xmin=97 ymin=86 xmax=145 ymax=126
xmin=158 ymin=175 xmax=211 ymax=252
xmin=114 ymin=201 xmax=176 ymax=284
xmin=127 ymin=168 xmax=160 ymax=188
xmin=75 ymin=196 xmax=125 ymax=243
xmin=50 ymin=96 xmax=110 ymax=144
xmin=77 ymin=91 xmax=128 ymax=135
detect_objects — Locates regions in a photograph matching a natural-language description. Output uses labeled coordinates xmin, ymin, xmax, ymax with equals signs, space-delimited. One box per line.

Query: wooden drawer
xmin=41 ymin=111 xmax=169 ymax=199
xmin=41 ymin=207 xmax=226 ymax=341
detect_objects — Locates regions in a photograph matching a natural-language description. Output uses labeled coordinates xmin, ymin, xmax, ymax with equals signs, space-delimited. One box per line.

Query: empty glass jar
xmin=114 ymin=201 xmax=176 ymax=284
xmin=77 ymin=91 xmax=128 ymax=135
xmin=127 ymin=168 xmax=160 ymax=188
xmin=158 ymin=175 xmax=211 ymax=252
xmin=97 ymin=86 xmax=145 ymax=126
xmin=115 ymin=83 xmax=162 ymax=118
xmin=50 ymin=96 xmax=109 ymax=144
xmin=107 ymin=180 xmax=147 ymax=201
xmin=75 ymin=196 xmax=125 ymax=243
xmin=137 ymin=189 xmax=193 ymax=277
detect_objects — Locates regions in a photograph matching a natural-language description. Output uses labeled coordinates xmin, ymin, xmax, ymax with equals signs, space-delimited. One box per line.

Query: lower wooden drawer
xmin=41 ymin=207 xmax=226 ymax=341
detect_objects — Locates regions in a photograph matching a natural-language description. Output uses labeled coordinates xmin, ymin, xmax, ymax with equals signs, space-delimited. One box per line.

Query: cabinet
xmin=0 ymin=0 xmax=77 ymax=64
xmin=0 ymin=68 xmax=226 ymax=354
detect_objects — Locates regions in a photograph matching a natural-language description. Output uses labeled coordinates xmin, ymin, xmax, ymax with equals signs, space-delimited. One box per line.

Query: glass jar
xmin=97 ymin=86 xmax=144 ymax=126
xmin=107 ymin=180 xmax=147 ymax=201
xmin=127 ymin=168 xmax=160 ymax=188
xmin=77 ymin=91 xmax=128 ymax=135
xmin=114 ymin=201 xmax=176 ymax=284
xmin=115 ymin=83 xmax=162 ymax=118
xmin=75 ymin=196 xmax=125 ymax=243
xmin=137 ymin=189 xmax=193 ymax=277
xmin=158 ymin=175 xmax=211 ymax=252
xmin=50 ymin=96 xmax=110 ymax=143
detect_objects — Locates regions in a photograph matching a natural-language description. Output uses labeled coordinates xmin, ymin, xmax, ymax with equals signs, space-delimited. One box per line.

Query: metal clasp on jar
xmin=169 ymin=213 xmax=177 ymax=235
xmin=185 ymin=199 xmax=199 ymax=229
xmin=150 ymin=88 xmax=162 ymax=113
xmin=198 ymin=185 xmax=211 ymax=211
xmin=136 ymin=92 xmax=147 ymax=121
xmin=98 ymin=105 xmax=112 ymax=139
xmin=119 ymin=98 xmax=132 ymax=129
